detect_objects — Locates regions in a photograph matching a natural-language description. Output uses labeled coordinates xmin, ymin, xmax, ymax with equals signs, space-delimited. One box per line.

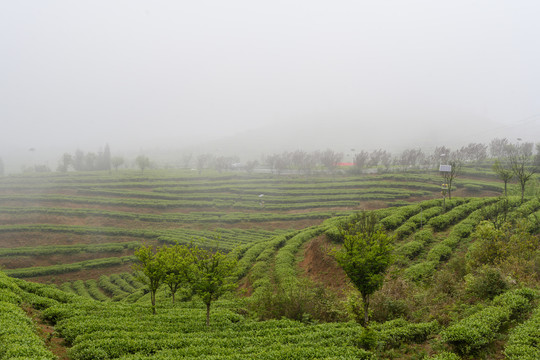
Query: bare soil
xmin=0 ymin=232 xmax=140 ymax=248
xmin=0 ymin=249 xmax=134 ymax=269
xmin=22 ymin=304 xmax=69 ymax=360
xmin=26 ymin=262 xmax=135 ymax=285
xmin=298 ymin=235 xmax=348 ymax=294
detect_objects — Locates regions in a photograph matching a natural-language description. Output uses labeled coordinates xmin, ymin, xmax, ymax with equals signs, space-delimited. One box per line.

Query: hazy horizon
xmin=2 ymin=1 xmax=539 ymax=172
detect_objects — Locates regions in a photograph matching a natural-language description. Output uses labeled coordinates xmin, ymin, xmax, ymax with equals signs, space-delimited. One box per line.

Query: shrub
xmin=396 ymin=241 xmax=424 ymax=260
xmin=504 ymin=307 xmax=540 ymax=360
xmin=464 ymin=266 xmax=509 ymax=300
xmin=441 ymin=305 xmax=510 ymax=355
xmin=427 ymin=244 xmax=452 ymax=262
xmin=248 ymin=278 xmax=345 ymax=323
xmin=425 ymin=352 xmax=461 ymax=360
xmin=492 ymin=289 xmax=533 ymax=319
xmin=355 ymin=327 xmax=378 ymax=350
xmin=404 ymin=261 xmax=438 ymax=282
xmin=414 ymin=228 xmax=434 ymax=243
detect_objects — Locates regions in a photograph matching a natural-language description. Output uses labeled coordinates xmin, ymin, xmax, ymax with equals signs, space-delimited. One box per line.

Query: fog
xmin=1 ymin=1 xmax=539 ymax=172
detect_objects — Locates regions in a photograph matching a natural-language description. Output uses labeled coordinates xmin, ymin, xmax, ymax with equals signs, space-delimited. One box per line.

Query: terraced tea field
xmin=0 ymin=169 xmax=503 ymax=284
xmin=0 ymin=174 xmax=538 ymax=358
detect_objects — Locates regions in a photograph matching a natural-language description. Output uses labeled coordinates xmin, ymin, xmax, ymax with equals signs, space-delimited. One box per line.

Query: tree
xmin=489 ymin=138 xmax=510 ymax=158
xmin=399 ymin=148 xmax=425 ymax=169
xmin=245 ymin=160 xmax=259 ymax=174
xmin=332 ymin=211 xmax=393 ymax=326
xmin=442 ymin=159 xmax=462 ymax=200
xmin=319 ymin=149 xmax=343 ymax=174
xmin=158 ymin=244 xmax=194 ymax=304
xmin=181 ymin=152 xmax=193 ymax=169
xmin=353 ymin=151 xmax=369 ymax=172
xmin=57 ymin=153 xmax=72 ymax=172
xmin=135 ymin=155 xmax=150 ymax=173
xmin=431 ymin=146 xmax=451 ymax=167
xmin=535 ymin=143 xmax=540 ymax=168
xmin=508 ymin=144 xmax=537 ymax=203
xmin=457 ymin=143 xmax=488 ymax=163
xmin=213 ymin=156 xmax=238 ymax=173
xmin=72 ymin=149 xmax=85 ymax=171
xmin=99 ymin=143 xmax=111 ymax=172
xmin=111 ymin=156 xmax=124 ymax=171
xmin=492 ymin=159 xmax=513 ymax=196
xmin=0 ymin=157 xmax=4 ymax=176
xmin=133 ymin=245 xmax=165 ymax=315
xmin=196 ymin=154 xmax=212 ymax=175
xmin=191 ymin=246 xmax=237 ymax=327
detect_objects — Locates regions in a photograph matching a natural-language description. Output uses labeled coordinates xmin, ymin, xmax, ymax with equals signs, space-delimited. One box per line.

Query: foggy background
xmin=1 ymin=1 xmax=539 ymax=172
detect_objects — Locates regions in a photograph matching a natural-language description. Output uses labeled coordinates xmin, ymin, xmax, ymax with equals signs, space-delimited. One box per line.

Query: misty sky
xmin=1 ymin=1 xmax=540 ymax=162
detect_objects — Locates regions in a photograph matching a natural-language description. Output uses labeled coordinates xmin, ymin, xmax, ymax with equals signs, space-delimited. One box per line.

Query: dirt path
xmin=23 ymin=305 xmax=69 ymax=360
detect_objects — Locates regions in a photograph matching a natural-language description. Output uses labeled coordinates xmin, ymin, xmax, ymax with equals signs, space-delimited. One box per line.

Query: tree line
xmin=133 ymin=242 xmax=236 ymax=326
xmin=2 ymin=136 xmax=536 ymax=176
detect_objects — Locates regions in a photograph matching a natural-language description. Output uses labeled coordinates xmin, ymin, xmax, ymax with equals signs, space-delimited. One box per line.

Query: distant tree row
xmin=58 ymin=144 xmax=112 ymax=172
xmin=41 ymin=137 xmax=537 ymax=176
xmin=195 ymin=154 xmax=241 ymax=174
xmin=263 ymin=149 xmax=343 ymax=175
xmin=491 ymin=141 xmax=539 ymax=202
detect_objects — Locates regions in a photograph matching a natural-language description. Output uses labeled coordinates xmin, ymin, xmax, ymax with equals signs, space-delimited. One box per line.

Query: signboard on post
xmin=439 ymin=165 xmax=452 ymax=172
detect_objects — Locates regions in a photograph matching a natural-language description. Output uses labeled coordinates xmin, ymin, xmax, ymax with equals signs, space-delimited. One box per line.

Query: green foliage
xmin=99 ymin=275 xmax=130 ymax=301
xmin=441 ymin=305 xmax=511 ymax=355
xmin=191 ymin=245 xmax=237 ymax=326
xmin=333 ymin=211 xmax=393 ymax=325
xmin=0 ymin=274 xmax=56 ymax=359
xmin=468 ymin=220 xmax=540 ymax=271
xmin=375 ymin=318 xmax=439 ymax=349
xmin=404 ymin=261 xmax=438 ymax=282
xmin=0 ymin=301 xmax=56 ymax=359
xmin=427 ymin=198 xmax=495 ymax=231
xmin=464 ymin=266 xmax=509 ymax=300
xmin=441 ymin=288 xmax=537 ymax=356
xmin=158 ymin=244 xmax=194 ymax=304
xmin=5 ymin=256 xmax=134 ymax=278
xmin=504 ymin=307 xmax=540 ymax=359
xmin=133 ymin=245 xmax=165 ymax=314
xmin=248 ymin=278 xmax=345 ymax=323
xmin=426 ymin=244 xmax=452 ymax=262
xmin=425 ymin=352 xmax=461 ymax=360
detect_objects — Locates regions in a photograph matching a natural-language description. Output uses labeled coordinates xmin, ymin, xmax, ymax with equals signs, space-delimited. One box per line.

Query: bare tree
xmin=442 ymin=158 xmax=462 ymax=200
xmin=196 ymin=154 xmax=213 ymax=175
xmin=213 ymin=156 xmax=238 ymax=173
xmin=381 ymin=151 xmax=392 ymax=171
xmin=457 ymin=143 xmax=488 ymax=163
xmin=135 ymin=155 xmax=151 ymax=173
xmin=265 ymin=153 xmax=288 ymax=175
xmin=320 ymin=149 xmax=343 ymax=174
xmin=245 ymin=160 xmax=259 ymax=174
xmin=399 ymin=148 xmax=424 ymax=169
xmin=57 ymin=153 xmax=72 ymax=172
xmin=353 ymin=151 xmax=369 ymax=173
xmin=111 ymin=156 xmax=125 ymax=172
xmin=508 ymin=144 xmax=537 ymax=203
xmin=431 ymin=146 xmax=451 ymax=167
xmin=181 ymin=152 xmax=193 ymax=169
xmin=492 ymin=159 xmax=513 ymax=196
xmin=489 ymin=138 xmax=510 ymax=158
xmin=535 ymin=143 xmax=540 ymax=168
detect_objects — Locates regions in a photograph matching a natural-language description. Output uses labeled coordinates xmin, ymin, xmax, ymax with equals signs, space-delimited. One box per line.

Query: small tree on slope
xmin=333 ymin=211 xmax=393 ymax=326
xmin=191 ymin=246 xmax=237 ymax=327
